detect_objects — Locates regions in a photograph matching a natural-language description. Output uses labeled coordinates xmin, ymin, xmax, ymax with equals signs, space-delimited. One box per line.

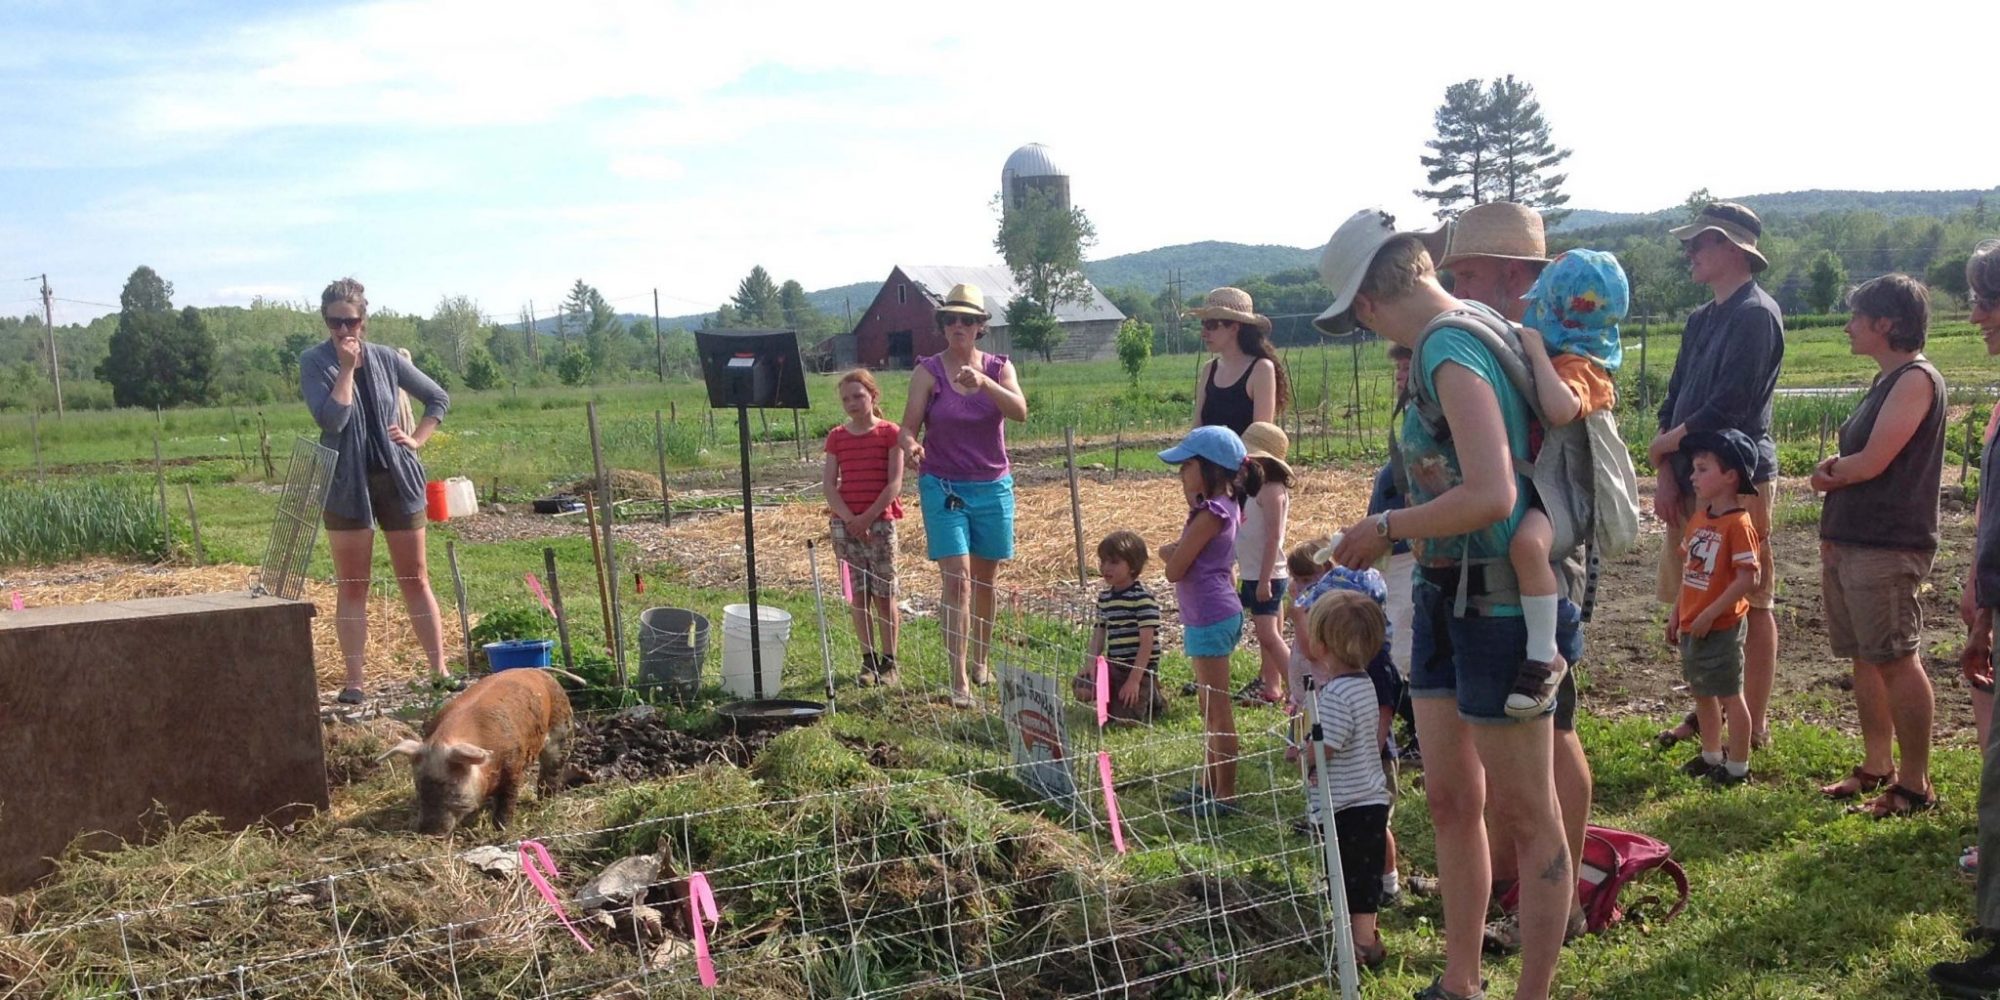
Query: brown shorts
xmin=1657 ymin=480 xmax=1776 ymax=610
xmin=830 ymin=517 xmax=899 ymax=599
xmin=323 ymin=469 xmax=423 ymax=531
xmin=1821 ymin=543 xmax=1931 ymax=663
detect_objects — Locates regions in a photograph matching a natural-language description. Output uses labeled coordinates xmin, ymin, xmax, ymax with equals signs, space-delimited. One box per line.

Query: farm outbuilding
xmin=838 ymin=264 xmax=1125 ymax=368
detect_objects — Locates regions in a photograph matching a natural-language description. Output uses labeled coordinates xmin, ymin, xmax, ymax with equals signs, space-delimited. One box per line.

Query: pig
xmin=385 ymin=668 xmax=574 ymax=836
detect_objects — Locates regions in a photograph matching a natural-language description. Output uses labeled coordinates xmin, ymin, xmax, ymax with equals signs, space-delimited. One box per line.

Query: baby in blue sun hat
xmin=1520 ymin=247 xmax=1630 ymax=396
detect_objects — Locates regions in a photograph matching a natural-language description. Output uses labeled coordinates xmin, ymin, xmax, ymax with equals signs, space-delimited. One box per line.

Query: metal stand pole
xmin=739 ymin=403 xmax=765 ymax=700
xmin=807 ymin=539 xmax=836 ymax=714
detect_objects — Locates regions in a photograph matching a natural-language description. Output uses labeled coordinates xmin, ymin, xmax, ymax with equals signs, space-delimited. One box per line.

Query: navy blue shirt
xmin=1367 ymin=464 xmax=1411 ymax=556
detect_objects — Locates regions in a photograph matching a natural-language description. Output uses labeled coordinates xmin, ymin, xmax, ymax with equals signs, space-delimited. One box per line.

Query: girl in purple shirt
xmin=1159 ymin=425 xmax=1252 ymax=813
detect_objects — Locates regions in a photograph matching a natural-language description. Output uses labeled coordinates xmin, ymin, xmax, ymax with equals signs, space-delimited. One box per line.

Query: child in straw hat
xmin=1503 ymin=249 xmax=1629 ymax=719
xmin=1233 ymin=421 xmax=1294 ymax=706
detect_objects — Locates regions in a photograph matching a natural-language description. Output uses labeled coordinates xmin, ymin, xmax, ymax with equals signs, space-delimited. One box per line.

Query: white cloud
xmin=607 ymin=155 xmax=687 ymax=182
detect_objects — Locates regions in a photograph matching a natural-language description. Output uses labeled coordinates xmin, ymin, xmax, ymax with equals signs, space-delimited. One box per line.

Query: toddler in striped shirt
xmin=1300 ymin=588 xmax=1393 ymax=970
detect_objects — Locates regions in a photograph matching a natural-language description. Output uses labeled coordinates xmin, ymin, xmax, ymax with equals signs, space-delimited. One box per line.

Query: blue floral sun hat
xmin=1520 ymin=248 xmax=1629 ymax=372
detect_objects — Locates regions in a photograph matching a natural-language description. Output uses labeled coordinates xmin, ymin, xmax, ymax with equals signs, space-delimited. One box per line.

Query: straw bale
xmin=562 ymin=469 xmax=666 ymax=501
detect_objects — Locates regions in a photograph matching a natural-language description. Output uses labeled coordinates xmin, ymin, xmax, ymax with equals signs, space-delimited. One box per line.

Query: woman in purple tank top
xmin=896 ymin=283 xmax=1030 ymax=707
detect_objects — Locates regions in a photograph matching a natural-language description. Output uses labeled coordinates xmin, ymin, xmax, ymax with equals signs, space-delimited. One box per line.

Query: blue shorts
xmin=1238 ymin=578 xmax=1289 ymax=617
xmin=1184 ymin=612 xmax=1244 ymax=659
xmin=918 ymin=473 xmax=1016 ymax=562
xmin=1407 ymin=580 xmax=1583 ymax=725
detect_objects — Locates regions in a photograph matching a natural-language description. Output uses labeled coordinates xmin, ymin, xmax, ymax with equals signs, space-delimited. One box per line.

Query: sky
xmin=2 ymin=0 xmax=1991 ymax=327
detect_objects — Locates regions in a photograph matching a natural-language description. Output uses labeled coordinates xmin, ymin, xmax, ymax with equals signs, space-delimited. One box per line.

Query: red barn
xmin=828 ymin=264 xmax=1125 ymax=370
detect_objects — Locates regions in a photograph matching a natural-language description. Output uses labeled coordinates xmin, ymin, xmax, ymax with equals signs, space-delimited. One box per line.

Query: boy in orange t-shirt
xmin=1667 ymin=429 xmax=1763 ymax=786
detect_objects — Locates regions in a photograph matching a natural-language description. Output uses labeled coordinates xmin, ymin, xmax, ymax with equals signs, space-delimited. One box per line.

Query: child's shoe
xmin=1679 ymin=754 xmax=1720 ymax=779
xmin=874 ymin=654 xmax=900 ymax=687
xmin=856 ymin=652 xmax=879 ymax=687
xmin=1503 ymin=654 xmax=1567 ymax=719
xmin=1707 ymin=763 xmax=1750 ymax=787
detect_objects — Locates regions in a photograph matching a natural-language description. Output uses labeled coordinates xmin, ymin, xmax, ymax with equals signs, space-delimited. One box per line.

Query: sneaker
xmin=1406 ymin=874 xmax=1440 ymax=898
xmin=1707 ymin=765 xmax=1749 ymax=787
xmin=1413 ymin=975 xmax=1487 ymax=1000
xmin=856 ymin=652 xmax=878 ymax=687
xmin=335 ymin=687 xmax=365 ymax=705
xmin=1679 ymin=754 xmax=1720 ymax=780
xmin=1960 ymin=846 xmax=1980 ymax=881
xmin=1930 ymin=943 xmax=2000 ymax=997
xmin=1181 ymin=680 xmax=1200 ymax=697
xmin=1503 ymin=654 xmax=1566 ymax=719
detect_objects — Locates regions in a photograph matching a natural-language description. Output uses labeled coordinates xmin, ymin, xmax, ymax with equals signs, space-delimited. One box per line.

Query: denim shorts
xmin=1183 ymin=612 xmax=1244 ymax=659
xmin=1238 ymin=578 xmax=1289 ymax=617
xmin=1407 ymin=579 xmax=1583 ymax=725
xmin=918 ymin=473 xmax=1015 ymax=562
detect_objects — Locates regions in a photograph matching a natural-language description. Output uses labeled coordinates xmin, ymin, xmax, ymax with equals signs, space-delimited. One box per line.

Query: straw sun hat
xmin=1438 ymin=202 xmax=1548 ymax=269
xmin=1186 ymin=287 xmax=1273 ymax=334
xmin=935 ymin=283 xmax=991 ymax=319
xmin=1239 ymin=421 xmax=1292 ymax=480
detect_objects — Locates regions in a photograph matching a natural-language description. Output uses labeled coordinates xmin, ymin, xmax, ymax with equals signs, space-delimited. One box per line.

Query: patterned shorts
xmin=830 ymin=517 xmax=899 ymax=599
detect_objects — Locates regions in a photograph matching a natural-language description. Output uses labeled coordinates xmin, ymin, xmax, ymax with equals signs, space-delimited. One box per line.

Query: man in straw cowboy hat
xmin=1648 ymin=202 xmax=1785 ymax=757
xmin=1435 ymin=201 xmax=1597 ymax=955
xmin=1316 ymin=208 xmax=1575 ymax=1000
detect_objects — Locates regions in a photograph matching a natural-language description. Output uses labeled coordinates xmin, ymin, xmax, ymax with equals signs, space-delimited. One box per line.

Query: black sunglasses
xmin=324 ymin=315 xmax=364 ymax=330
xmin=1201 ymin=319 xmax=1237 ymax=331
xmin=940 ymin=313 xmax=982 ymax=328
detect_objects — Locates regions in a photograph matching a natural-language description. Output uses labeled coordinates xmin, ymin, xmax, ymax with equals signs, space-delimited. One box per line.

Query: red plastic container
xmin=425 ymin=481 xmax=449 ymax=522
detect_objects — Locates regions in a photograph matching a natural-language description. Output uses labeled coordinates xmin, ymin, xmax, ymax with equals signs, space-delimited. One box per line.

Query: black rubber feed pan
xmin=717 ymin=698 xmax=826 ymax=733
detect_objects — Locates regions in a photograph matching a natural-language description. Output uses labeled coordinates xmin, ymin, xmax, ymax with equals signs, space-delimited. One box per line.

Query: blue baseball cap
xmin=1159 ymin=425 xmax=1247 ymax=469
xmin=1681 ymin=428 xmax=1758 ymax=494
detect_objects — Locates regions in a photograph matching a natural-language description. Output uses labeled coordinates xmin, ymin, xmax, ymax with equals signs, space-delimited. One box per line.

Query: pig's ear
xmin=379 ymin=739 xmax=424 ymax=764
xmin=446 ymin=744 xmax=492 ymax=767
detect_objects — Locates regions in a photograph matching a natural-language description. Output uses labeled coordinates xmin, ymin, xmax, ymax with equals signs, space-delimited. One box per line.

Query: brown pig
xmin=385 ymin=668 xmax=574 ymax=835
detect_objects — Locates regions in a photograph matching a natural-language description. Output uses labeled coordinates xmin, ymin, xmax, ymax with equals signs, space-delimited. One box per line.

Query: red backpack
xmin=1499 ymin=824 xmax=1689 ymax=932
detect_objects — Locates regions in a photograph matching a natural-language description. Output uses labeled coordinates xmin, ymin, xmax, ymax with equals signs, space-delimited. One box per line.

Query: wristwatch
xmin=1374 ymin=512 xmax=1393 ymax=541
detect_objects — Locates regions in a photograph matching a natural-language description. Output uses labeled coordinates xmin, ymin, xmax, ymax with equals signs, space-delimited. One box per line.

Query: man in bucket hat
xmin=1435 ymin=202 xmax=1597 ymax=956
xmin=1317 ymin=207 xmax=1575 ymax=1000
xmin=1648 ymin=202 xmax=1785 ymax=756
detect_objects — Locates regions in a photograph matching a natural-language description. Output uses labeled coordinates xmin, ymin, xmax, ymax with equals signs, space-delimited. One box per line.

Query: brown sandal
xmin=1855 ymin=783 xmax=1937 ymax=819
xmin=1655 ymin=710 xmax=1699 ymax=749
xmin=1820 ymin=765 xmax=1895 ymax=800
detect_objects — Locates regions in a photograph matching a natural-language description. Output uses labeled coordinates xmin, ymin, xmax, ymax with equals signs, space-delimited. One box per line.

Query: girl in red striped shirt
xmin=823 ymin=369 xmax=906 ymax=685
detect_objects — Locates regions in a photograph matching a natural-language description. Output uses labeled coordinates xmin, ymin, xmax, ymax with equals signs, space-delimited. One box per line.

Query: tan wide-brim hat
xmin=1414 ymin=222 xmax=1453 ymax=268
xmin=1669 ymin=202 xmax=1770 ymax=273
xmin=1240 ymin=421 xmax=1292 ymax=479
xmin=935 ymin=282 xmax=991 ymax=318
xmin=1187 ymin=287 xmax=1273 ymax=334
xmin=1439 ymin=202 xmax=1548 ymax=269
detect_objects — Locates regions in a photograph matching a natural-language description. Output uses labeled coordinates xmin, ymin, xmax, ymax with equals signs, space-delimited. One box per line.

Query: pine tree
xmin=731 ymin=267 xmax=782 ymax=327
xmin=1415 ymin=76 xmax=1571 ymax=223
xmin=1415 ymin=80 xmax=1489 ymax=218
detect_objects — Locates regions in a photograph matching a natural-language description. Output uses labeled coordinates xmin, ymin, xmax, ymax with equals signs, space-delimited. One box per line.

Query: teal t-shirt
xmin=1401 ymin=307 xmax=1535 ymax=569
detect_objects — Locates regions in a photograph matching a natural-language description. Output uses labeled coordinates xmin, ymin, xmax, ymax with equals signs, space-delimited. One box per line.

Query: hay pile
xmin=563 ymin=469 xmax=667 ymax=502
xmin=651 ymin=466 xmax=1375 ymax=606
xmin=0 ymin=560 xmax=454 ymax=696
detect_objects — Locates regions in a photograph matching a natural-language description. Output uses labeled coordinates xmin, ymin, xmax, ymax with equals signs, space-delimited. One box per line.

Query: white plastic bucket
xmin=444 ymin=477 xmax=478 ymax=518
xmin=720 ymin=604 xmax=792 ymax=698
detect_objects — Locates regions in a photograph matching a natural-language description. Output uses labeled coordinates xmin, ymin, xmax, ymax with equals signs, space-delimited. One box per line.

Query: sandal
xmin=1654 ymin=710 xmax=1699 ymax=749
xmin=946 ymin=687 xmax=975 ymax=709
xmin=1820 ymin=765 xmax=1896 ymax=800
xmin=1413 ymin=975 xmax=1487 ymax=1000
xmin=335 ymin=687 xmax=365 ymax=705
xmin=1233 ymin=679 xmax=1282 ymax=707
xmin=1855 ymin=783 xmax=1938 ymax=819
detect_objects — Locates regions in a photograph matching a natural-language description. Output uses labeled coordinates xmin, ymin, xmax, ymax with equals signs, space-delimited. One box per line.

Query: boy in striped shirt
xmin=1301 ymin=588 xmax=1394 ymax=970
xmin=1073 ymin=530 xmax=1166 ymax=724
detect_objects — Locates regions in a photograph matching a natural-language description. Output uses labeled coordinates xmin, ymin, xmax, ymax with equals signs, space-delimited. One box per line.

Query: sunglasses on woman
xmin=324 ymin=316 xmax=364 ymax=330
xmin=1200 ymin=319 xmax=1237 ymax=331
xmin=940 ymin=314 xmax=982 ymax=328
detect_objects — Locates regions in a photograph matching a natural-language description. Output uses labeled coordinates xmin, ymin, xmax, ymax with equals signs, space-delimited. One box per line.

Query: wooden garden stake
xmin=656 ymin=409 xmax=672 ymax=525
xmin=545 ymin=547 xmax=574 ymax=673
xmin=446 ymin=540 xmax=473 ymax=673
xmin=586 ymin=402 xmax=627 ymax=685
xmin=1064 ymin=427 xmax=1087 ymax=587
xmin=153 ymin=433 xmax=169 ymax=534
xmin=182 ymin=483 xmax=204 ymax=565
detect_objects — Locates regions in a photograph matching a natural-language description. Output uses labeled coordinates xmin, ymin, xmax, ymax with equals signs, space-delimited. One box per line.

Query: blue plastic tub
xmin=484 ymin=639 xmax=554 ymax=671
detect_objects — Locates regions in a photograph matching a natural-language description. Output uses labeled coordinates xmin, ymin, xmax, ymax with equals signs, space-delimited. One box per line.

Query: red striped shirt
xmin=825 ymin=420 xmax=903 ymax=519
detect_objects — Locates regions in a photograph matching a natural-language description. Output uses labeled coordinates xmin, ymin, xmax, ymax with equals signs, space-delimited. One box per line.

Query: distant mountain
xmin=1552 ymin=187 xmax=1999 ymax=232
xmin=1082 ymin=241 xmax=1317 ymax=292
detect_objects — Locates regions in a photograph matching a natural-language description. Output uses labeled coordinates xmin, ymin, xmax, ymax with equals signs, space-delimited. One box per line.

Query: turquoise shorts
xmin=918 ymin=473 xmax=1016 ymax=562
xmin=1183 ymin=612 xmax=1244 ymax=659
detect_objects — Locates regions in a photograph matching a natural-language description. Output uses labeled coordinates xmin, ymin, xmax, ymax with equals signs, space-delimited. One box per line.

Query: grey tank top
xmin=1819 ymin=360 xmax=1945 ymax=555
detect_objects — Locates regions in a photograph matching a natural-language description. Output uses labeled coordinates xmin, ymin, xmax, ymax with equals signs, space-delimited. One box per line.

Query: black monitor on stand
xmin=695 ymin=330 xmax=809 ymax=702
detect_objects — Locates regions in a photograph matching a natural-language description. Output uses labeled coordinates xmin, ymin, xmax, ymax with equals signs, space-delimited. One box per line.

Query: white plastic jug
xmin=444 ymin=477 xmax=478 ymax=518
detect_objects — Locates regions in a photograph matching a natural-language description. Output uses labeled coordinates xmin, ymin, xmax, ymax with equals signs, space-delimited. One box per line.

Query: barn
xmin=825 ymin=264 xmax=1125 ymax=370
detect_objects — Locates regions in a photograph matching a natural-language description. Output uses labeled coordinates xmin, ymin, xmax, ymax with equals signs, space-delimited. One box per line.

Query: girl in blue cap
xmin=1504 ymin=249 xmax=1629 ymax=719
xmin=1158 ymin=424 xmax=1254 ymax=814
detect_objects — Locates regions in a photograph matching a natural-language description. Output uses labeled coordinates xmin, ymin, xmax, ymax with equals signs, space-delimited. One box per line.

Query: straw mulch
xmin=562 ymin=469 xmax=667 ymax=501
xmin=650 ymin=466 xmax=1376 ymax=606
xmin=0 ymin=560 xmax=451 ymax=696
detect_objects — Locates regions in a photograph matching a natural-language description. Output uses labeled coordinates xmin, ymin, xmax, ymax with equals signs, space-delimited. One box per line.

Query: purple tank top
xmin=918 ymin=352 xmax=1011 ymax=481
xmin=1177 ymin=495 xmax=1241 ymax=627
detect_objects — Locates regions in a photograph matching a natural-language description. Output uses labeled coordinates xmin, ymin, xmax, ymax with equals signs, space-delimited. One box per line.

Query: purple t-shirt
xmin=917 ymin=352 xmax=1010 ymax=482
xmin=1177 ymin=494 xmax=1241 ymax=627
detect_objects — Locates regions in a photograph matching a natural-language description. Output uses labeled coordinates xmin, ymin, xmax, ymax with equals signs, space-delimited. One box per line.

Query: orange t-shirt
xmin=1551 ymin=354 xmax=1617 ymax=417
xmin=1677 ymin=505 xmax=1760 ymax=632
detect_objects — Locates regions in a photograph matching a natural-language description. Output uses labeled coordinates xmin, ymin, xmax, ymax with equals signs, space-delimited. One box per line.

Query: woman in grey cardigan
xmin=300 ymin=277 xmax=453 ymax=704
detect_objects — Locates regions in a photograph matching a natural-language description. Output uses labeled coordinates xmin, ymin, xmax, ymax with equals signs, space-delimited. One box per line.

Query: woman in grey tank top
xmin=1808 ymin=274 xmax=1944 ymax=817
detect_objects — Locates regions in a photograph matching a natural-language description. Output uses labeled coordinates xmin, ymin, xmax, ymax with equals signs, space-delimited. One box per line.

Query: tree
xmin=1807 ymin=251 xmax=1848 ymax=313
xmin=1415 ymin=76 xmax=1571 ymax=223
xmin=1930 ymin=251 xmax=1972 ymax=303
xmin=1004 ymin=297 xmax=1063 ymax=363
xmin=778 ymin=279 xmax=818 ymax=330
xmin=1683 ymin=188 xmax=1715 ymax=219
xmin=564 ymin=280 xmax=619 ymax=371
xmin=731 ymin=266 xmax=782 ymax=326
xmin=1115 ymin=318 xmax=1152 ymax=386
xmin=994 ymin=187 xmax=1098 ymax=320
xmin=557 ymin=346 xmax=593 ymax=386
xmin=426 ymin=295 xmax=483 ymax=372
xmin=97 ymin=268 xmax=216 ymax=408
xmin=462 ymin=349 xmax=500 ymax=391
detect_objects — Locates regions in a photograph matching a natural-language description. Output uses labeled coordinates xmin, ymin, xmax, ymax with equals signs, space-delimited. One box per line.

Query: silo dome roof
xmin=1002 ymin=143 xmax=1066 ymax=179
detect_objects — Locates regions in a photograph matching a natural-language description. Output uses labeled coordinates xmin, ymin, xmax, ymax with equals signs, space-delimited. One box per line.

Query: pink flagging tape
xmin=688 ymin=870 xmax=720 ymax=987
xmin=840 ymin=561 xmax=854 ymax=604
xmin=1094 ymin=655 xmax=1110 ymax=728
xmin=518 ymin=840 xmax=594 ymax=952
xmin=1097 ymin=752 xmax=1128 ymax=854
xmin=8 ymin=591 xmax=21 ymax=611
xmin=524 ymin=573 xmax=555 ymax=616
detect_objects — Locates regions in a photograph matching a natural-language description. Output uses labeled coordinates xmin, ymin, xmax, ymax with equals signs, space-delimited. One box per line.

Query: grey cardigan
xmin=299 ymin=339 xmax=449 ymax=525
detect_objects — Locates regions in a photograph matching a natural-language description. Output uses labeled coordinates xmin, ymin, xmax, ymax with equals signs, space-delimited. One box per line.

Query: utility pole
xmin=37 ymin=274 xmax=61 ymax=418
xmin=653 ymin=288 xmax=665 ymax=382
xmin=528 ymin=301 xmax=538 ymax=363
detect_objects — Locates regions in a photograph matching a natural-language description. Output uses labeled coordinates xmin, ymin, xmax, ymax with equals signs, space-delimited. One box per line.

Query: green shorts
xmin=1679 ymin=618 xmax=1746 ymax=698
